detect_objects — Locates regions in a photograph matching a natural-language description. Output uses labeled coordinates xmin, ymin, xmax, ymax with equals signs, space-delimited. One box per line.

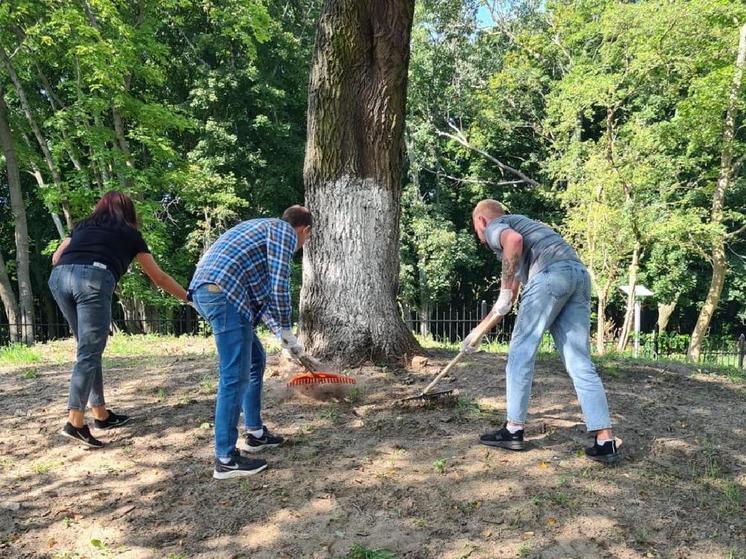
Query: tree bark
xmin=616 ymin=241 xmax=640 ymax=352
xmin=0 ymin=83 xmax=34 ymax=344
xmin=0 ymin=45 xmax=73 ymax=230
xmin=0 ymin=250 xmax=20 ymax=343
xmin=688 ymin=22 xmax=746 ymax=362
xmin=657 ymin=299 xmax=677 ymax=335
xmin=300 ymin=0 xmax=418 ymax=363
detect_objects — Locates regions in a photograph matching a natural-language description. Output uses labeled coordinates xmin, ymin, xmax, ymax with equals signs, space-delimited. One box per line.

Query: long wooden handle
xmin=421 ymin=311 xmax=504 ymax=395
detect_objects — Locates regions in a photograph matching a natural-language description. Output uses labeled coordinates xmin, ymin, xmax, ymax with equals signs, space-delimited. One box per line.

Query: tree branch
xmin=435 ymin=121 xmax=540 ymax=187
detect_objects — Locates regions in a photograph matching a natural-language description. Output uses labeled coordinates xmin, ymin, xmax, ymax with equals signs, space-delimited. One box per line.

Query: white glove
xmin=279 ymin=328 xmax=304 ymax=361
xmin=461 ymin=329 xmax=482 ymax=354
xmin=492 ymin=288 xmax=514 ymax=316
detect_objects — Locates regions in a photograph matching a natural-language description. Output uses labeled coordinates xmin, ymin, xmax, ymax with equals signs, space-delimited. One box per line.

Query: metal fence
xmin=2 ymin=302 xmax=745 ymax=369
xmin=402 ymin=302 xmax=746 ymax=369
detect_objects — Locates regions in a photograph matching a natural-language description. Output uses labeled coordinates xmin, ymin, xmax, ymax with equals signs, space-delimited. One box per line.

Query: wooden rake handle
xmin=421 ymin=311 xmax=504 ymax=395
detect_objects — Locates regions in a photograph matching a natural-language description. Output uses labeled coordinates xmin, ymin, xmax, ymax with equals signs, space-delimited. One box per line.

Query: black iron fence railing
xmin=2 ymin=302 xmax=744 ymax=369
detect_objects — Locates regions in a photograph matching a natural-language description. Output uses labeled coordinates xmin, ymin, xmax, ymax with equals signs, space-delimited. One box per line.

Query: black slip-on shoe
xmin=239 ymin=427 xmax=285 ymax=453
xmin=61 ymin=422 xmax=105 ymax=449
xmin=479 ymin=422 xmax=526 ymax=450
xmin=585 ymin=437 xmax=621 ymax=464
xmin=213 ymin=453 xmax=268 ymax=480
xmin=93 ymin=409 xmax=131 ymax=430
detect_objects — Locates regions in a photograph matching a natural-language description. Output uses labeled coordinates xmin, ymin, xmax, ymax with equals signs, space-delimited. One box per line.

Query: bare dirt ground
xmin=1 ymin=335 xmax=744 ymax=559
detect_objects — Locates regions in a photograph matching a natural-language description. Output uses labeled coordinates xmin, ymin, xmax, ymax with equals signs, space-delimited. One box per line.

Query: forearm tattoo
xmin=502 ymin=252 xmax=519 ymax=286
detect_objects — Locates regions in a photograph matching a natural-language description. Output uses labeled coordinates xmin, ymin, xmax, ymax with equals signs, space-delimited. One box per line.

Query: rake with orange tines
xmin=287 ymin=355 xmax=356 ymax=400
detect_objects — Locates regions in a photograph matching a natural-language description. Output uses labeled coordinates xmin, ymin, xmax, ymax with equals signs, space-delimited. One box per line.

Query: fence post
xmin=480 ymin=300 xmax=487 ymax=319
xmin=739 ymin=333 xmax=745 ymax=369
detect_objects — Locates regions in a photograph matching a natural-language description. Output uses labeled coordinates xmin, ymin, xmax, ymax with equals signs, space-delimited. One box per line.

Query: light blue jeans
xmin=506 ymin=260 xmax=612 ymax=431
xmin=192 ymin=284 xmax=266 ymax=459
xmin=48 ymin=264 xmax=115 ymax=411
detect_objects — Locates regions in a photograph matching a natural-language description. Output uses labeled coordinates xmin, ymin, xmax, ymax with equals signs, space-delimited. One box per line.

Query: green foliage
xmin=0 ymin=344 xmax=42 ymax=366
xmin=343 ymin=544 xmax=397 ymax=559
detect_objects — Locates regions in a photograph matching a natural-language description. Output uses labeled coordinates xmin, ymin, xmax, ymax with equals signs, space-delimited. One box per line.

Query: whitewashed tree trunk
xmin=300 ymin=0 xmax=418 ymax=363
xmin=688 ymin=22 xmax=746 ymax=362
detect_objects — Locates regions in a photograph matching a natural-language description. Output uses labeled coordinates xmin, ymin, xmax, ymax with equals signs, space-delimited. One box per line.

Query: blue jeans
xmin=192 ymin=284 xmax=266 ymax=459
xmin=49 ymin=264 xmax=115 ymax=411
xmin=506 ymin=260 xmax=612 ymax=431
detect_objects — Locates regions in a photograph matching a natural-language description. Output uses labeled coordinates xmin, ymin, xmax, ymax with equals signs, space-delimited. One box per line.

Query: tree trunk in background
xmin=616 ymin=241 xmax=640 ymax=352
xmin=0 ymin=84 xmax=35 ymax=344
xmin=0 ymin=250 xmax=20 ymax=343
xmin=300 ymin=0 xmax=418 ymax=363
xmin=0 ymin=44 xmax=73 ymax=231
xmin=689 ymin=22 xmax=746 ymax=362
xmin=657 ymin=299 xmax=677 ymax=335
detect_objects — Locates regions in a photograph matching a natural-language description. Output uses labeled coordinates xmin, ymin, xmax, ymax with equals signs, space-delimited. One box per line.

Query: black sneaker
xmin=239 ymin=427 xmax=285 ymax=453
xmin=93 ymin=409 xmax=131 ymax=430
xmin=585 ymin=437 xmax=621 ymax=464
xmin=213 ymin=453 xmax=268 ymax=480
xmin=479 ymin=422 xmax=526 ymax=450
xmin=61 ymin=422 xmax=104 ymax=449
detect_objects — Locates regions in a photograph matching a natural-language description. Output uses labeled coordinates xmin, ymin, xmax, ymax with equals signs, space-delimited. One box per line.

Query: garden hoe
xmin=401 ymin=311 xmax=504 ymax=404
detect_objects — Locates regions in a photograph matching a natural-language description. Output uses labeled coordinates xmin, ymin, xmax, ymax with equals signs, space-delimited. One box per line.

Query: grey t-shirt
xmin=484 ymin=215 xmax=580 ymax=284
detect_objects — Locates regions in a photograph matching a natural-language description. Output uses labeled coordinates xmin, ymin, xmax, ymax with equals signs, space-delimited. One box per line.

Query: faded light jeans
xmin=506 ymin=260 xmax=612 ymax=431
xmin=192 ymin=284 xmax=266 ymax=460
xmin=48 ymin=264 xmax=115 ymax=412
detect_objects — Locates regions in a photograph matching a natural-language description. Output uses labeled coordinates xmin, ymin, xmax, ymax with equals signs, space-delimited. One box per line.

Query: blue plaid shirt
xmin=189 ymin=219 xmax=297 ymax=336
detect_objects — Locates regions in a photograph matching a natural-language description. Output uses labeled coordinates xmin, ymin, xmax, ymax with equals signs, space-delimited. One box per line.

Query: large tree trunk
xmin=0 ymin=84 xmax=34 ymax=344
xmin=688 ymin=22 xmax=746 ymax=362
xmin=300 ymin=0 xmax=418 ymax=363
xmin=0 ymin=250 xmax=20 ymax=343
xmin=657 ymin=298 xmax=678 ymax=335
xmin=616 ymin=241 xmax=640 ymax=352
xmin=0 ymin=44 xmax=74 ymax=230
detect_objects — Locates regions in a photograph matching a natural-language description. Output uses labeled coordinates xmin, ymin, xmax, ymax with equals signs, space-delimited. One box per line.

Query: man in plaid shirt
xmin=189 ymin=206 xmax=315 ymax=479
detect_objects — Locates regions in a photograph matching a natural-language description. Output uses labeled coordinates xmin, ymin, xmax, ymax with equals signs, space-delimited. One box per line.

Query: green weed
xmin=0 ymin=344 xmax=42 ymax=366
xmin=343 ymin=544 xmax=397 ymax=559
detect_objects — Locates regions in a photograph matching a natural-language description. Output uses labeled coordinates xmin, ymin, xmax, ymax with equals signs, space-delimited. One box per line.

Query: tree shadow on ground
xmin=0 ymin=347 xmax=744 ymax=559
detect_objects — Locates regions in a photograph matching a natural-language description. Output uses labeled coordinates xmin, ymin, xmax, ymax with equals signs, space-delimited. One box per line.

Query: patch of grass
xmin=517 ymin=543 xmax=531 ymax=558
xmin=346 ymin=387 xmax=364 ymax=404
xmin=321 ymin=403 xmax=340 ymax=422
xmin=0 ymin=343 xmax=43 ymax=366
xmin=719 ymin=480 xmax=742 ymax=516
xmin=163 ymin=554 xmax=188 ymax=559
xmin=20 ymin=369 xmax=40 ymax=379
xmin=154 ymin=387 xmax=167 ymax=402
xmin=633 ymin=527 xmax=651 ymax=546
xmin=199 ymin=374 xmax=216 ymax=394
xmin=52 ymin=552 xmax=81 ymax=559
xmin=549 ymin=491 xmax=572 ymax=508
xmin=62 ymin=516 xmax=76 ymax=528
xmin=90 ymin=538 xmax=111 ymax=554
xmin=702 ymin=440 xmax=724 ymax=479
xmin=432 ymin=458 xmax=446 ymax=474
xmin=343 ymin=544 xmax=397 ymax=559
xmin=32 ymin=460 xmax=59 ymax=475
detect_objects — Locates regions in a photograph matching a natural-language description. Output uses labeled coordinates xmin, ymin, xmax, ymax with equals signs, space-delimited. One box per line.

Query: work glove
xmin=492 ymin=288 xmax=514 ymax=317
xmin=279 ymin=328 xmax=305 ymax=362
xmin=461 ymin=329 xmax=482 ymax=354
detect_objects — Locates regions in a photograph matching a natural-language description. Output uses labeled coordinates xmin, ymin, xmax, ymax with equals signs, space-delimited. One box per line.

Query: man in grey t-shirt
xmin=462 ymin=199 xmax=618 ymax=464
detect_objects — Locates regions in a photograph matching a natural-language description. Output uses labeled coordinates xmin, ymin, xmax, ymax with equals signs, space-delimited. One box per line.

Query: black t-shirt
xmin=56 ymin=221 xmax=150 ymax=282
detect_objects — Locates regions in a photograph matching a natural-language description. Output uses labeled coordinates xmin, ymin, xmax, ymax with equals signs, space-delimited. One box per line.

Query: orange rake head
xmin=287 ymin=371 xmax=356 ymax=400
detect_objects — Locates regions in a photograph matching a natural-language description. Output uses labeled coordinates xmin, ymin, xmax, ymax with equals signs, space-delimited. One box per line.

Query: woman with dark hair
xmin=49 ymin=191 xmax=187 ymax=448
